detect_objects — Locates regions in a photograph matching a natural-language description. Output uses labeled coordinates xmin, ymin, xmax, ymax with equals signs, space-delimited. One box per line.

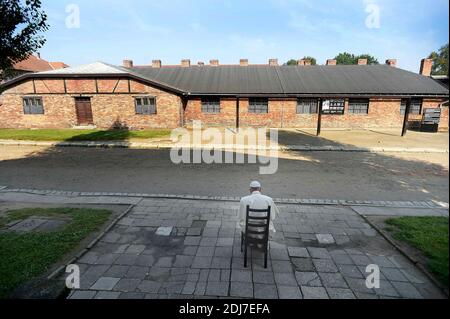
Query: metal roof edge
xmin=187 ymin=92 xmax=449 ymax=98
xmin=1 ymin=72 xmax=187 ymax=95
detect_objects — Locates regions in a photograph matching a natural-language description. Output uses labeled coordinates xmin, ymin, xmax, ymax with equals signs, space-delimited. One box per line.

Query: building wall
xmin=184 ymin=98 xmax=236 ymax=127
xmin=238 ymin=98 xmax=283 ymax=127
xmin=281 ymin=99 xmax=318 ymax=128
xmin=186 ymin=97 xmax=448 ymax=131
xmin=0 ymin=78 xmax=181 ymax=129
xmin=1 ymin=78 xmax=447 ymax=131
xmin=319 ymin=98 xmax=404 ymax=129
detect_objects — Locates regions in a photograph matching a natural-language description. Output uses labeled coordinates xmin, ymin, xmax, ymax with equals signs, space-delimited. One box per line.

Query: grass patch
xmin=0 ymin=129 xmax=171 ymax=141
xmin=0 ymin=207 xmax=111 ymax=298
xmin=385 ymin=216 xmax=449 ymax=286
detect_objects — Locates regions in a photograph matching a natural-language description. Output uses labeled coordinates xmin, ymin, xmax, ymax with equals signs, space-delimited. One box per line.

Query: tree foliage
xmin=334 ymin=52 xmax=379 ymax=65
xmin=302 ymin=56 xmax=317 ymax=65
xmin=285 ymin=59 xmax=297 ymax=66
xmin=428 ymin=43 xmax=449 ymax=76
xmin=285 ymin=56 xmax=317 ymax=66
xmin=0 ymin=0 xmax=49 ymax=73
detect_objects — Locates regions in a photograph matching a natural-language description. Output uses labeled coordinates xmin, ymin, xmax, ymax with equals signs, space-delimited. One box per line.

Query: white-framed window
xmin=400 ymin=98 xmax=422 ymax=115
xmin=297 ymin=98 xmax=318 ymax=114
xmin=135 ymin=97 xmax=156 ymax=114
xmin=23 ymin=97 xmax=44 ymax=114
xmin=349 ymin=98 xmax=369 ymax=114
xmin=249 ymin=98 xmax=268 ymax=113
xmin=201 ymin=97 xmax=220 ymax=113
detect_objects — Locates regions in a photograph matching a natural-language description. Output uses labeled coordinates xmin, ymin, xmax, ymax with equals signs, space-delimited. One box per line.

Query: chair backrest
xmin=245 ymin=205 xmax=271 ymax=244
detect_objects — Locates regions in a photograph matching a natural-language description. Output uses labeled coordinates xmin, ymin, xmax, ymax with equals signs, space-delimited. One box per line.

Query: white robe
xmin=239 ymin=191 xmax=279 ymax=233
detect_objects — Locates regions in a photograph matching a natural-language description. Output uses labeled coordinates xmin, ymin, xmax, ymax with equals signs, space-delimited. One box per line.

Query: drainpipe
xmin=236 ymin=96 xmax=240 ymax=132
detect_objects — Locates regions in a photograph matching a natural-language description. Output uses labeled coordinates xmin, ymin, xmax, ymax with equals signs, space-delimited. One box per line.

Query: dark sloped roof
xmin=2 ymin=62 xmax=448 ymax=97
xmin=127 ymin=64 xmax=449 ymax=96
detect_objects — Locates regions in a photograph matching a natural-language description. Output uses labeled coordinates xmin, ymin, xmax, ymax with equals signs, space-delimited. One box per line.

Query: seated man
xmin=239 ymin=181 xmax=280 ymax=236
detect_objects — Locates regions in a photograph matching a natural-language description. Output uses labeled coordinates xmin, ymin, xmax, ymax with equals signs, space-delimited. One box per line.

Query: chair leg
xmin=244 ymin=244 xmax=248 ymax=268
xmin=264 ymin=245 xmax=268 ymax=269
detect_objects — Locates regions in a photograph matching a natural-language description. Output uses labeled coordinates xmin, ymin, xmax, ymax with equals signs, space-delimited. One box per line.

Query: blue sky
xmin=39 ymin=0 xmax=449 ymax=72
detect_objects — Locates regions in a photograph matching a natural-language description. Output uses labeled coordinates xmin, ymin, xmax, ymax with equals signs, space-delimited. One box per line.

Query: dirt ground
xmin=277 ymin=129 xmax=449 ymax=150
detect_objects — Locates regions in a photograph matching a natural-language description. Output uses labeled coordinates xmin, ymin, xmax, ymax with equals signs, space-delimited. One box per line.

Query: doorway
xmin=75 ymin=97 xmax=93 ymax=125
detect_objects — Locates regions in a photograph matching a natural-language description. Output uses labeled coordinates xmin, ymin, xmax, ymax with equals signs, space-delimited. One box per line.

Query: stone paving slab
xmin=59 ymin=197 xmax=445 ymax=299
xmin=351 ymin=206 xmax=449 ymax=217
xmin=0 ymin=187 xmax=447 ymax=211
xmin=1 ymin=139 xmax=448 ymax=153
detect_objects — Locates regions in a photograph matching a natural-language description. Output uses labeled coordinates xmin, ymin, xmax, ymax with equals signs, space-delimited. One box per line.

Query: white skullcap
xmin=250 ymin=181 xmax=261 ymax=188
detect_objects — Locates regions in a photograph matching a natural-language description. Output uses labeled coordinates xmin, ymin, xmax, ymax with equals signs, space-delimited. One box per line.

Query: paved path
xmin=0 ymin=139 xmax=448 ymax=153
xmin=63 ymin=197 xmax=445 ymax=299
xmin=0 ymin=187 xmax=448 ymax=212
xmin=1 ymin=146 xmax=448 ymax=203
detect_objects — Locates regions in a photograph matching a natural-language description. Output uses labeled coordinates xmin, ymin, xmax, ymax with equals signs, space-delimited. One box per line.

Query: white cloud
xmin=190 ymin=22 xmax=204 ymax=32
xmin=288 ymin=12 xmax=346 ymax=34
xmin=228 ymin=34 xmax=275 ymax=53
xmin=127 ymin=9 xmax=171 ymax=35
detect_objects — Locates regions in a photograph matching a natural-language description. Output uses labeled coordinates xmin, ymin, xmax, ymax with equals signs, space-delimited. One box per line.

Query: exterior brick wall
xmin=0 ymin=94 xmax=78 ymax=128
xmin=319 ymin=98 xmax=404 ymax=129
xmin=186 ymin=98 xmax=447 ymax=130
xmin=0 ymin=78 xmax=181 ymax=129
xmin=0 ymin=77 xmax=447 ymax=131
xmin=438 ymin=106 xmax=448 ymax=131
xmin=238 ymin=98 xmax=283 ymax=127
xmin=282 ymin=99 xmax=318 ymax=128
xmin=184 ymin=98 xmax=236 ymax=127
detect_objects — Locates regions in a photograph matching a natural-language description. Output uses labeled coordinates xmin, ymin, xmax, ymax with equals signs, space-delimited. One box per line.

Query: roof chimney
xmin=326 ymin=59 xmax=337 ymax=66
xmin=420 ymin=58 xmax=433 ymax=76
xmin=123 ymin=59 xmax=133 ymax=68
xmin=357 ymin=58 xmax=367 ymax=65
xmin=181 ymin=59 xmax=191 ymax=67
xmin=152 ymin=60 xmax=161 ymax=68
xmin=298 ymin=59 xmax=311 ymax=66
xmin=240 ymin=59 xmax=249 ymax=66
xmin=37 ymin=53 xmax=41 ymax=59
xmin=269 ymin=58 xmax=278 ymax=66
xmin=210 ymin=59 xmax=219 ymax=66
xmin=385 ymin=59 xmax=397 ymax=67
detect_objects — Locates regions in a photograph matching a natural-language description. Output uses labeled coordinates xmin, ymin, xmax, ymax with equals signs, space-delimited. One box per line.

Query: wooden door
xmin=75 ymin=97 xmax=93 ymax=125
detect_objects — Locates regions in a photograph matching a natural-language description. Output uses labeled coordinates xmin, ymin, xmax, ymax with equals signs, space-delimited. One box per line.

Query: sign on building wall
xmin=321 ymin=99 xmax=345 ymax=115
xmin=420 ymin=108 xmax=441 ymax=132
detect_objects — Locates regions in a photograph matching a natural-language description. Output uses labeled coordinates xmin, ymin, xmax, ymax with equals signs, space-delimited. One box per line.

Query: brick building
xmin=0 ymin=58 xmax=448 ymax=131
xmin=1 ymin=54 xmax=69 ymax=82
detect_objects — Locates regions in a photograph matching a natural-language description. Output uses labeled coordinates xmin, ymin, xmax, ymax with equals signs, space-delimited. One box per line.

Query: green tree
xmin=335 ymin=52 xmax=355 ymax=65
xmin=284 ymin=56 xmax=317 ymax=66
xmin=285 ymin=59 xmax=298 ymax=66
xmin=334 ymin=52 xmax=379 ymax=65
xmin=428 ymin=44 xmax=449 ymax=75
xmin=0 ymin=0 xmax=49 ymax=75
xmin=356 ymin=54 xmax=379 ymax=65
xmin=302 ymin=56 xmax=317 ymax=65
